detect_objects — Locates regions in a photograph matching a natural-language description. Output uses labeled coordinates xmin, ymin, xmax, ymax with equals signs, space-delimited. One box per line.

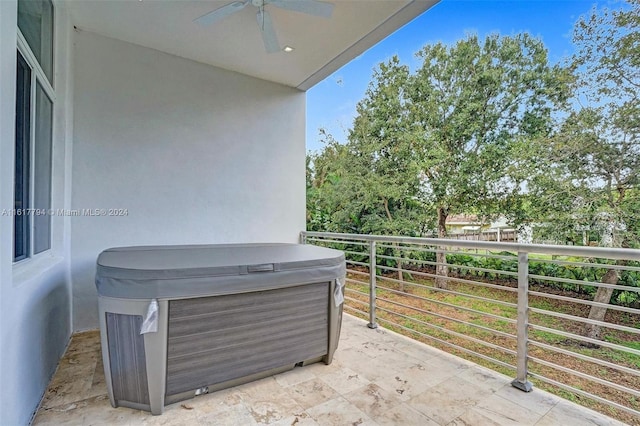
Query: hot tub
xmin=95 ymin=243 xmax=345 ymax=415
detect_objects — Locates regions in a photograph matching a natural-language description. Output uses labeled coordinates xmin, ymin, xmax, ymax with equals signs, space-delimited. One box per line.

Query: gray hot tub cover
xmin=96 ymin=243 xmax=346 ymax=300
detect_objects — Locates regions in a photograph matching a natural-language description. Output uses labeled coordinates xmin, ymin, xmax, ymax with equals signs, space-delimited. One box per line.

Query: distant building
xmin=445 ymin=214 xmax=520 ymax=242
xmin=445 ymin=214 xmax=485 ymax=234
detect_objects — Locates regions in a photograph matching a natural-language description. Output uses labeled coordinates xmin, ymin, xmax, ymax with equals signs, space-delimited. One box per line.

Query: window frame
xmin=14 ymin=0 xmax=55 ymax=263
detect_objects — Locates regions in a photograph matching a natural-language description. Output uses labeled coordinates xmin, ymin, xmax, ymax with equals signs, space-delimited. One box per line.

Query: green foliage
xmin=617 ymin=265 xmax=640 ymax=306
xmin=408 ymin=33 xmax=570 ymax=233
xmin=307 ymin=33 xmax=570 ymax=238
xmin=527 ymin=0 xmax=640 ymax=248
xmin=307 ymin=60 xmax=431 ymax=236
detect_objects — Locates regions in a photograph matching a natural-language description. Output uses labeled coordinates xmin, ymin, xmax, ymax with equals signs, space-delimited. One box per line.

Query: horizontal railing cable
xmin=529 ymin=273 xmax=640 ymax=293
xmin=346 ymin=259 xmax=369 ymax=268
xmin=375 ymin=253 xmax=519 ymax=278
xmin=532 ymin=257 xmax=640 ymax=272
xmin=344 ymin=296 xmax=369 ymax=307
xmin=342 ymin=249 xmax=371 ymax=257
xmin=376 ymin=316 xmax=516 ymax=371
xmin=528 ymin=373 xmax=640 ymax=418
xmin=344 ymin=305 xmax=369 ymax=318
xmin=377 ymin=295 xmax=517 ymax=340
xmin=345 ymin=277 xmax=369 ymax=287
xmin=344 ymin=287 xmax=369 ymax=298
xmin=527 ymin=340 xmax=640 ymax=377
xmin=528 ymin=290 xmax=640 ymax=314
xmin=528 ymin=324 xmax=640 ymax=356
xmin=374 ymin=266 xmax=519 ymax=295
xmin=376 ymin=306 xmax=517 ymax=357
xmin=376 ymin=243 xmax=520 ymax=262
xmin=305 ymin=237 xmax=369 ymax=247
xmin=528 ymin=356 xmax=640 ymax=397
xmin=374 ymin=283 xmax=516 ymax=324
xmin=529 ymin=307 xmax=640 ymax=334
xmin=375 ymin=274 xmax=518 ymax=307
xmin=347 ymin=269 xmax=370 ymax=277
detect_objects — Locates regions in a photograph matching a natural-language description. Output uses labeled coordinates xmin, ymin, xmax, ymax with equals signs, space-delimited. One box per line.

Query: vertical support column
xmin=299 ymin=232 xmax=307 ymax=245
xmin=511 ymin=251 xmax=533 ymax=392
xmin=368 ymin=240 xmax=378 ymax=329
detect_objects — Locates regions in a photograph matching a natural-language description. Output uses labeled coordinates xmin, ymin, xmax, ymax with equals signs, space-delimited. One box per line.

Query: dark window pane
xmin=34 ymin=82 xmax=52 ymax=254
xmin=15 ymin=52 xmax=31 ymax=261
xmin=17 ymin=0 xmax=53 ymax=83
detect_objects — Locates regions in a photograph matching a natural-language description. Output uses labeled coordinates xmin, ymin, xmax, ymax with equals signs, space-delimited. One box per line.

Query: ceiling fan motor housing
xmin=196 ymin=0 xmax=334 ymax=53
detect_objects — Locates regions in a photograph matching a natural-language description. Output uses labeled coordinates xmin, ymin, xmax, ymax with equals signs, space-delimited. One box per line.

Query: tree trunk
xmin=582 ymin=268 xmax=619 ymax=347
xmin=435 ymin=207 xmax=449 ymax=289
xmin=582 ymin=224 xmax=627 ymax=346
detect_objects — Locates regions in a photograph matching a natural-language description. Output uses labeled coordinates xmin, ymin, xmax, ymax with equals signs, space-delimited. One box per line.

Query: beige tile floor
xmin=33 ymin=314 xmax=626 ymax=426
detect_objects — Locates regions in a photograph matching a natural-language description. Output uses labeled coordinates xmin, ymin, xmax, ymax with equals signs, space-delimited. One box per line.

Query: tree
xmin=344 ymin=57 xmax=429 ymax=237
xmin=523 ymin=0 xmax=638 ymax=343
xmin=406 ymin=34 xmax=570 ymax=287
xmin=306 ymin=132 xmax=348 ymax=233
xmin=307 ymin=60 xmax=430 ymax=239
xmin=566 ymin=0 xmax=639 ymax=244
xmin=558 ymin=0 xmax=639 ymax=342
xmin=308 ymin=34 xmax=570 ymax=290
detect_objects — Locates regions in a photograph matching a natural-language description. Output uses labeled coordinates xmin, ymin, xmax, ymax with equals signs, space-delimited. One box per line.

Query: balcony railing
xmin=301 ymin=231 xmax=640 ymax=424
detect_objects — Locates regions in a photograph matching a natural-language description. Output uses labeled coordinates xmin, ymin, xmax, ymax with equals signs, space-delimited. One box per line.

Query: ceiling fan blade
xmin=268 ymin=0 xmax=334 ymax=18
xmin=256 ymin=9 xmax=280 ymax=53
xmin=195 ymin=1 xmax=249 ymax=26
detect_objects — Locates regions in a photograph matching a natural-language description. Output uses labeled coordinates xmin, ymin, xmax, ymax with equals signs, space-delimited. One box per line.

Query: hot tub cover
xmin=96 ymin=243 xmax=345 ymax=299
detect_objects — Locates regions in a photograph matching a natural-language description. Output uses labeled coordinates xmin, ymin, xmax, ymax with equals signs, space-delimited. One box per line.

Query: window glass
xmin=17 ymin=0 xmax=53 ymax=83
xmin=33 ymin=82 xmax=53 ymax=254
xmin=15 ymin=52 xmax=31 ymax=261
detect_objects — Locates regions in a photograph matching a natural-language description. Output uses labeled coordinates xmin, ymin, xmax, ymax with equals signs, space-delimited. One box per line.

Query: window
xmin=14 ymin=53 xmax=31 ymax=261
xmin=15 ymin=0 xmax=54 ymax=261
xmin=17 ymin=0 xmax=53 ymax=82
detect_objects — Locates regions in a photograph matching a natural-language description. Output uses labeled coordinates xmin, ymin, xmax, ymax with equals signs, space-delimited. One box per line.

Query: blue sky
xmin=306 ymin=0 xmax=604 ymax=153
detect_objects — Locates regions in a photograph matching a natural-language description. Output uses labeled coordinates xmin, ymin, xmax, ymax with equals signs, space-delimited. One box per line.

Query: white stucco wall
xmin=71 ymin=31 xmax=306 ymax=330
xmin=0 ymin=2 xmax=74 ymax=424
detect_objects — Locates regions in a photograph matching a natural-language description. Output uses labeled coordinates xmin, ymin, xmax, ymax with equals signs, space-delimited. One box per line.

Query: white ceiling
xmin=64 ymin=0 xmax=438 ymax=90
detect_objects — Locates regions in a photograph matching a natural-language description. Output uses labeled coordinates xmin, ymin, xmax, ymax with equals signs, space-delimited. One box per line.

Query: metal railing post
xmin=368 ymin=240 xmax=378 ymax=329
xmin=299 ymin=232 xmax=307 ymax=245
xmin=512 ymin=251 xmax=533 ymax=392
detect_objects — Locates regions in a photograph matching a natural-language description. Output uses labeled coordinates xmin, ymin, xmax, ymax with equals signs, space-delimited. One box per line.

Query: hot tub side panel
xmin=98 ymin=296 xmax=169 ymax=415
xmin=165 ymin=282 xmax=330 ymax=398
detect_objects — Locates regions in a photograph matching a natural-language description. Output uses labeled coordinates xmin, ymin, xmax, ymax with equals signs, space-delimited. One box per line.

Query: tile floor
xmin=33 ymin=314 xmax=625 ymax=425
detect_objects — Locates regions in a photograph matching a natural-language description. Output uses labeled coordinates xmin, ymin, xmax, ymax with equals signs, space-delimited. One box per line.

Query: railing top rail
xmin=302 ymin=231 xmax=640 ymax=261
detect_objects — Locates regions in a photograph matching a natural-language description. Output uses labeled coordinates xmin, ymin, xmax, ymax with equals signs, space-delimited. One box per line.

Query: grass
xmin=343 ymin=268 xmax=640 ymax=425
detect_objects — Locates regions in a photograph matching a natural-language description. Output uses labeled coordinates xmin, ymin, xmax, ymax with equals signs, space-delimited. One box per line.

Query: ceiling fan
xmin=195 ymin=0 xmax=334 ymax=53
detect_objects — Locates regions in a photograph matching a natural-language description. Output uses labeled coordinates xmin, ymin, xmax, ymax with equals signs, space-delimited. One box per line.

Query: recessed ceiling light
xmin=283 ymin=46 xmax=294 ymax=53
